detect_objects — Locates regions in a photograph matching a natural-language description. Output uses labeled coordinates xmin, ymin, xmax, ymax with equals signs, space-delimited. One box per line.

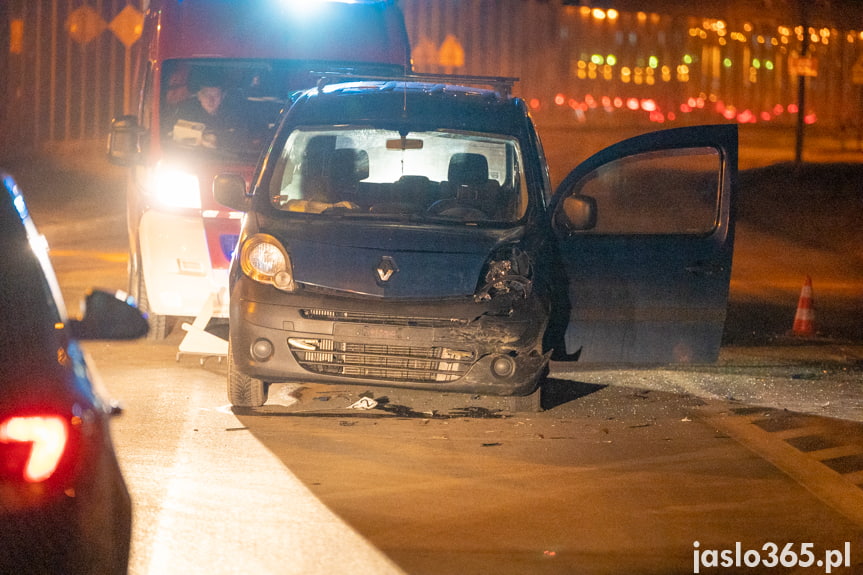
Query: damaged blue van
xmin=214 ymin=75 xmax=737 ymax=408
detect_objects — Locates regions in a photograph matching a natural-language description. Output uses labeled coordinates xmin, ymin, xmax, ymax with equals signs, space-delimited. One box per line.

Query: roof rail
xmin=311 ymin=71 xmax=519 ymax=98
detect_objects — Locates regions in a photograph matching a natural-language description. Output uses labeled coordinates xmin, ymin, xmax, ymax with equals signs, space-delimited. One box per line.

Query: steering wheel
xmin=426 ymin=199 xmax=487 ymax=220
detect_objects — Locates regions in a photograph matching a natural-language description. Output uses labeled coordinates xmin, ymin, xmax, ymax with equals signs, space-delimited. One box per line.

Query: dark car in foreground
xmin=0 ymin=172 xmax=148 ymax=574
xmin=214 ymin=75 xmax=738 ymax=408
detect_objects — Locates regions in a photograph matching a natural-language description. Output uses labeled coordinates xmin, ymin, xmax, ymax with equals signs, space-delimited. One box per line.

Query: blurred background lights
xmin=465 ymin=3 xmax=838 ymax=128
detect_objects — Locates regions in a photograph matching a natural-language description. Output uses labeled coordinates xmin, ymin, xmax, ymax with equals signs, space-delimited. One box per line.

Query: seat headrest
xmin=448 ymin=153 xmax=488 ymax=186
xmin=329 ymin=148 xmax=369 ymax=183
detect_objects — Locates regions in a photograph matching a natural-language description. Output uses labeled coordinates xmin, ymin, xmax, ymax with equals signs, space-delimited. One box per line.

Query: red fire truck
xmin=108 ymin=0 xmax=411 ymax=343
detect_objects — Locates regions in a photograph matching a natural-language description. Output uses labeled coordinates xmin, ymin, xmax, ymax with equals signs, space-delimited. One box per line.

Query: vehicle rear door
xmin=549 ymin=124 xmax=737 ymax=363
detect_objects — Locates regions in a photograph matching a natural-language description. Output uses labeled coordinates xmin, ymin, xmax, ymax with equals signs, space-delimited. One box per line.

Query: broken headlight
xmin=240 ymin=233 xmax=296 ymax=292
xmin=475 ymin=246 xmax=532 ymax=302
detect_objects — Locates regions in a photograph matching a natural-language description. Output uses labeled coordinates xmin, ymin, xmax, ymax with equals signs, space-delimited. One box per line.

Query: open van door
xmin=549 ymin=124 xmax=737 ymax=364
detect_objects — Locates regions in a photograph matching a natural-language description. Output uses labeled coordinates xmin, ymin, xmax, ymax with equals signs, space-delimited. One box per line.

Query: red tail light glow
xmin=0 ymin=416 xmax=68 ymax=482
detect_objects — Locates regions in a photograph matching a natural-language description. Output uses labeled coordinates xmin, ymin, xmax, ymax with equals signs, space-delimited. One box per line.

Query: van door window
xmin=571 ymin=148 xmax=721 ymax=235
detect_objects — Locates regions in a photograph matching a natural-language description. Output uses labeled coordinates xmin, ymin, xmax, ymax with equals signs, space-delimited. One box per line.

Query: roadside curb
xmin=719 ymin=344 xmax=863 ymax=366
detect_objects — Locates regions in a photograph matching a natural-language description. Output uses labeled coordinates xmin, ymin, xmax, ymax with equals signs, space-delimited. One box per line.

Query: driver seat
xmin=327 ymin=148 xmax=369 ymax=203
xmin=440 ymin=153 xmax=501 ymax=216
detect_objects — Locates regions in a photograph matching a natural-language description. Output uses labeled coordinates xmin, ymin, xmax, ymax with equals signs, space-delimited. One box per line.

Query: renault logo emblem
xmin=376 ymin=256 xmax=398 ymax=283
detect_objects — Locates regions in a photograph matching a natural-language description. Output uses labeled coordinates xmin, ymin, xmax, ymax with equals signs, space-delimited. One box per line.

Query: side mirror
xmin=107 ymin=115 xmax=144 ymax=166
xmin=554 ymin=195 xmax=597 ymax=233
xmin=213 ymin=173 xmax=249 ymax=211
xmin=68 ymin=289 xmax=149 ymax=340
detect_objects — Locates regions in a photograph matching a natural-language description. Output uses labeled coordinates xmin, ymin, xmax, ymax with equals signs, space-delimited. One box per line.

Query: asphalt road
xmin=81 ymin=333 xmax=863 ymax=575
xmin=3 ymin=130 xmax=863 ymax=573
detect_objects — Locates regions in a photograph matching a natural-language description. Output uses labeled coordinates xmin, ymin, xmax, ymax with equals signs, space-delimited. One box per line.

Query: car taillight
xmin=0 ymin=416 xmax=68 ymax=483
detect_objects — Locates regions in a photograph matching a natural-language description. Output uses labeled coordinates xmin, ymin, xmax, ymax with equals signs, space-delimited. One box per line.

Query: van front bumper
xmin=229 ymin=280 xmax=550 ymax=396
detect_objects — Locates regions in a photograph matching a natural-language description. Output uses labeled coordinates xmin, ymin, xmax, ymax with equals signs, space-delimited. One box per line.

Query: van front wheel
xmin=227 ymin=344 xmax=267 ymax=407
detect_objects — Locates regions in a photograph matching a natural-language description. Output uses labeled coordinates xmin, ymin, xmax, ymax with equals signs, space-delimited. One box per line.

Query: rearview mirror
xmin=386 ymin=138 xmax=424 ymax=150
xmin=555 ymin=195 xmax=597 ymax=233
xmin=213 ymin=173 xmax=249 ymax=211
xmin=107 ymin=115 xmax=144 ymax=166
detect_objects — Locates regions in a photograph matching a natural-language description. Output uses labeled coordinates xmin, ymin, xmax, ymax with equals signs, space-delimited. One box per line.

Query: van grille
xmin=288 ymin=338 xmax=475 ymax=383
xmin=301 ymin=308 xmax=470 ymax=328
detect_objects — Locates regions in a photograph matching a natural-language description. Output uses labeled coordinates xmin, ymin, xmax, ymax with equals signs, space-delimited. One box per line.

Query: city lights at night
xmin=523 ymin=6 xmax=838 ymax=125
xmin=402 ymin=1 xmax=863 ymax=131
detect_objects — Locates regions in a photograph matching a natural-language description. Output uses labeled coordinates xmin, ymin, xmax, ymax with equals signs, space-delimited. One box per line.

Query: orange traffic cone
xmin=792 ymin=276 xmax=816 ymax=337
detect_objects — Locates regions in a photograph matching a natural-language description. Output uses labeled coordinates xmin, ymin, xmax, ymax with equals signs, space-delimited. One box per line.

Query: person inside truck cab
xmin=169 ymin=72 xmax=243 ymax=149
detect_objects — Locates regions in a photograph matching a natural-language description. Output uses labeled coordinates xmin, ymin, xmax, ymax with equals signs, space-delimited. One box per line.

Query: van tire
xmin=227 ymin=344 xmax=267 ymax=407
xmin=506 ymin=385 xmax=543 ymax=413
xmin=130 ymin=260 xmax=172 ymax=340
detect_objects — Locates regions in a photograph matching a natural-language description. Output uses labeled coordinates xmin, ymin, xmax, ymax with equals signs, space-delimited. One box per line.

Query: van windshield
xmin=268 ymin=127 xmax=528 ymax=224
xmin=159 ymin=60 xmax=310 ymax=161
